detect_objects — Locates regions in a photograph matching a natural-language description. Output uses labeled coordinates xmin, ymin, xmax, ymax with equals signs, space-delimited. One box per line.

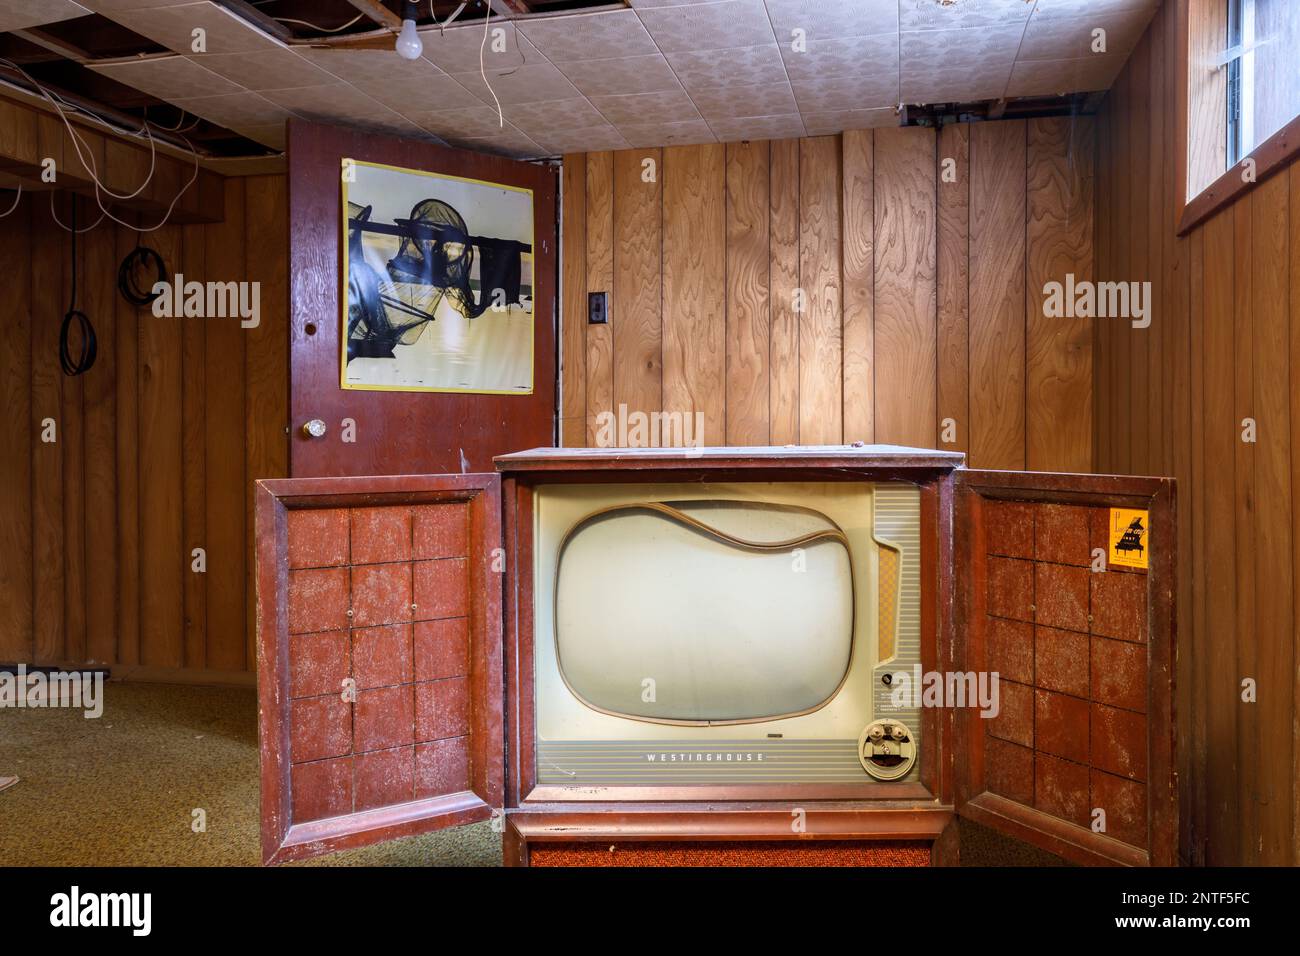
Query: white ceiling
xmin=71 ymin=0 xmax=1159 ymax=158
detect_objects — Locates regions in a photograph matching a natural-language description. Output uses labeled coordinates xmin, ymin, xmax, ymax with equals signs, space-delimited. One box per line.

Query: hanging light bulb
xmin=395 ymin=2 xmax=422 ymax=60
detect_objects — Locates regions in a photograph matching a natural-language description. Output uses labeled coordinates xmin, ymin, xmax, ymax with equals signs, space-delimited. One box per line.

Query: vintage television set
xmin=255 ymin=446 xmax=1177 ymax=866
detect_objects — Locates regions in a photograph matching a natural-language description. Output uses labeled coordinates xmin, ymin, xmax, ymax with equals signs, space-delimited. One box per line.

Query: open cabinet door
xmin=255 ymin=474 xmax=502 ymax=864
xmin=952 ymin=470 xmax=1176 ymax=866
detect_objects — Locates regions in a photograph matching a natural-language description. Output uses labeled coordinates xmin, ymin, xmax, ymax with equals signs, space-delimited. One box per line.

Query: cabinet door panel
xmin=952 ymin=470 xmax=1176 ymax=866
xmin=256 ymin=474 xmax=502 ymax=864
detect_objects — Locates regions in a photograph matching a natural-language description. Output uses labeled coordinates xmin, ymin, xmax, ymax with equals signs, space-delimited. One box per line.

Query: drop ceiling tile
xmin=408 ymin=105 xmax=515 ymax=139
xmin=764 ymin=0 xmax=898 ymax=42
xmin=616 ymin=118 xmax=715 ymax=148
xmin=518 ymin=9 xmax=658 ymax=63
xmin=781 ymin=34 xmax=900 ymax=82
xmin=531 ymin=124 xmax=630 ymax=156
xmin=504 ymin=98 xmax=608 ymax=134
xmin=261 ymin=84 xmax=395 ymax=123
xmin=0 ymin=0 xmax=87 ymax=31
xmin=557 ymin=54 xmax=683 ymax=97
xmin=590 ymin=88 xmax=700 ymax=126
xmin=1019 ymin=9 xmax=1154 ymax=61
xmin=1032 ymin=0 xmax=1158 ymax=20
xmin=899 ymin=0 xmax=1035 ymax=32
xmin=443 ymin=125 xmax=544 ymax=160
xmin=228 ymin=123 xmax=285 ymax=150
xmin=637 ymin=0 xmax=777 ymax=53
xmin=690 ymin=81 xmax=797 ymax=120
xmin=665 ymin=44 xmax=788 ymax=92
xmin=791 ymin=72 xmax=898 ymax=112
xmin=295 ymin=47 xmax=448 ymax=86
xmin=1005 ymin=53 xmax=1124 ymax=98
xmin=420 ymin=23 xmax=535 ymax=74
xmin=802 ymin=107 xmax=898 ymax=135
xmin=708 ymin=113 xmax=807 ymax=142
xmin=102 ymin=1 xmax=280 ymax=55
xmin=453 ymin=62 xmax=581 ymax=106
xmin=185 ymin=49 xmax=334 ymax=91
xmin=168 ymin=91 xmax=293 ymax=128
xmin=381 ymin=75 xmax=484 ymax=115
xmin=628 ymin=0 xmax=722 ymax=7
xmin=80 ymin=0 xmax=192 ymax=10
xmin=902 ymin=63 xmax=1012 ymax=104
xmin=90 ymin=55 xmax=242 ymax=101
xmin=900 ymin=24 xmax=1025 ymax=68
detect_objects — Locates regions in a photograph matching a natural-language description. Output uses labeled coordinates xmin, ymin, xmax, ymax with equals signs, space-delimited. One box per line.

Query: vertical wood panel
xmin=584 ymin=152 xmax=613 ymax=444
xmin=0 ymin=197 xmax=33 ymax=662
xmin=969 ymin=121 xmax=1027 ymax=470
xmin=204 ymin=178 xmax=246 ymax=672
xmin=614 ymin=148 xmax=664 ymax=438
xmin=1291 ymin=161 xmax=1300 ymax=865
xmin=664 ymin=144 xmax=725 ymax=444
xmin=60 ymin=203 xmax=86 ymax=665
xmin=937 ymin=123 xmax=969 ymax=455
xmin=769 ymin=139 xmax=800 ymax=445
xmin=82 ymin=215 xmax=118 ymax=666
xmin=1200 ymin=208 xmax=1239 ymax=865
xmin=114 ymin=223 xmax=140 ymax=666
xmin=244 ymin=175 xmax=289 ymax=668
xmin=841 ymin=129 xmax=874 ymax=444
xmin=874 ymin=127 xmax=937 ymax=448
xmin=1231 ymin=196 xmax=1257 ymax=864
xmin=1249 ymin=173 xmax=1292 ymax=864
xmin=181 ymin=222 xmax=207 ymax=669
xmin=725 ymin=140 xmax=771 ymax=445
xmin=797 ymin=136 xmax=841 ymax=445
xmin=560 ymin=154 xmax=587 ymax=447
xmin=1026 ymin=116 xmax=1094 ymax=472
xmin=31 ymin=208 xmax=64 ymax=663
xmin=137 ymin=225 xmax=184 ymax=668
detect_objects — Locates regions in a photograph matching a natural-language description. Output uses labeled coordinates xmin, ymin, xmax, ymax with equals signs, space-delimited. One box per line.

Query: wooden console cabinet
xmin=255 ymin=446 xmax=1176 ymax=866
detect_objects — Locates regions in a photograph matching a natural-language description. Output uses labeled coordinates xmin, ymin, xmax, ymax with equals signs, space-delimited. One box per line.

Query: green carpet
xmin=0 ymin=681 xmax=501 ymax=867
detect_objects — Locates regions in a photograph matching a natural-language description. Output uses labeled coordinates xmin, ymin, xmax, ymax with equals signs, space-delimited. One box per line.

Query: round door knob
xmin=301 ymin=419 xmax=327 ymax=439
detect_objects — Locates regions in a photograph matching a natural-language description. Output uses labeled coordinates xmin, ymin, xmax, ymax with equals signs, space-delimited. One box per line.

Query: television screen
xmin=533 ymin=481 xmax=922 ymax=787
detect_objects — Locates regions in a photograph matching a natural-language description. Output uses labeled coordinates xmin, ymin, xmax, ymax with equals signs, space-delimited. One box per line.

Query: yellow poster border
xmin=339 ymin=156 xmax=536 ymax=395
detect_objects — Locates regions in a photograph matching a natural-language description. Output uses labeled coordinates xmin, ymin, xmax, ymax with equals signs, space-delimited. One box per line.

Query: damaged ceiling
xmin=0 ymin=0 xmax=1161 ymax=161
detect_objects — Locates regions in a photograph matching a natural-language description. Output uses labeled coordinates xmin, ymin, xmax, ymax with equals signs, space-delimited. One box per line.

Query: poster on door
xmin=340 ymin=158 xmax=534 ymax=394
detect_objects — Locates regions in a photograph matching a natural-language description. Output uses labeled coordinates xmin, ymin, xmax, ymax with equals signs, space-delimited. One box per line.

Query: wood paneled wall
xmin=1095 ymin=0 xmax=1300 ymax=865
xmin=0 ymin=175 xmax=287 ymax=679
xmin=560 ymin=120 xmax=1095 ymax=470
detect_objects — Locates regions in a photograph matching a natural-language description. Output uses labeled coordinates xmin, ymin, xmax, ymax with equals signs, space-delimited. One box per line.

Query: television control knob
xmin=301 ymin=419 xmax=327 ymax=439
xmin=858 ymin=719 xmax=917 ymax=781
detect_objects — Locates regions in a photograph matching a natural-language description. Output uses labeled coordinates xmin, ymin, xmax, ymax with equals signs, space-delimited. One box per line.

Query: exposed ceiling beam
xmin=344 ymin=0 xmax=404 ymax=32
xmin=10 ymin=28 xmax=92 ymax=64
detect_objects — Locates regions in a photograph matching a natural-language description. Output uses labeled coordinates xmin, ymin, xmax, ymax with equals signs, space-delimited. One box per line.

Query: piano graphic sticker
xmin=1108 ymin=508 xmax=1149 ymax=570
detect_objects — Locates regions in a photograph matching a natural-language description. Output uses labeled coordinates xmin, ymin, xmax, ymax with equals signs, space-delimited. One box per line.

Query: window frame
xmin=1178 ymin=0 xmax=1300 ymax=235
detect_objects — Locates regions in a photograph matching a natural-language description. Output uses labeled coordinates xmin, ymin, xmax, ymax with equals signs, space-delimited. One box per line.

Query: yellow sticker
xmin=1108 ymin=508 xmax=1149 ymax=569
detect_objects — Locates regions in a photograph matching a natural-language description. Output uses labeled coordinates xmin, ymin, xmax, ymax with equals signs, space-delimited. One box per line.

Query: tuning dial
xmin=858 ymin=719 xmax=917 ymax=781
xmin=301 ymin=419 xmax=327 ymax=439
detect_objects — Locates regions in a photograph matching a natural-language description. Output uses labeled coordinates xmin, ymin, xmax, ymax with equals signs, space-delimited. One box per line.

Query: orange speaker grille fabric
xmin=529 ymin=840 xmax=932 ymax=867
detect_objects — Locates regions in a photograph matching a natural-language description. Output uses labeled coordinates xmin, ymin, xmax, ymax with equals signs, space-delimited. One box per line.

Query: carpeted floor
xmin=0 ymin=681 xmax=500 ymax=867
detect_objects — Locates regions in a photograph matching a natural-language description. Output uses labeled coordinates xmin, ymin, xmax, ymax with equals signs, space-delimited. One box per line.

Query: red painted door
xmin=951 ymin=469 xmax=1177 ymax=866
xmin=286 ymin=120 xmax=556 ymax=478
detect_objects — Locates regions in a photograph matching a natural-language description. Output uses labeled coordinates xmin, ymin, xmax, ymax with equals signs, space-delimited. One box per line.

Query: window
xmin=1182 ymin=0 xmax=1300 ymax=230
xmin=1224 ymin=0 xmax=1300 ymax=166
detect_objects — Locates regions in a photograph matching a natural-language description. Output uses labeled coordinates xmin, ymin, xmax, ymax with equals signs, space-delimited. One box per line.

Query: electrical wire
xmin=117 ymin=244 xmax=168 ymax=308
xmin=49 ymin=192 xmax=105 ymax=233
xmin=0 ymin=186 xmax=20 ymax=218
xmin=273 ymin=13 xmax=364 ymax=33
xmin=0 ymin=57 xmax=200 ymax=233
xmin=480 ymin=0 xmax=503 ymax=128
xmin=58 ymin=196 xmax=98 ymax=377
